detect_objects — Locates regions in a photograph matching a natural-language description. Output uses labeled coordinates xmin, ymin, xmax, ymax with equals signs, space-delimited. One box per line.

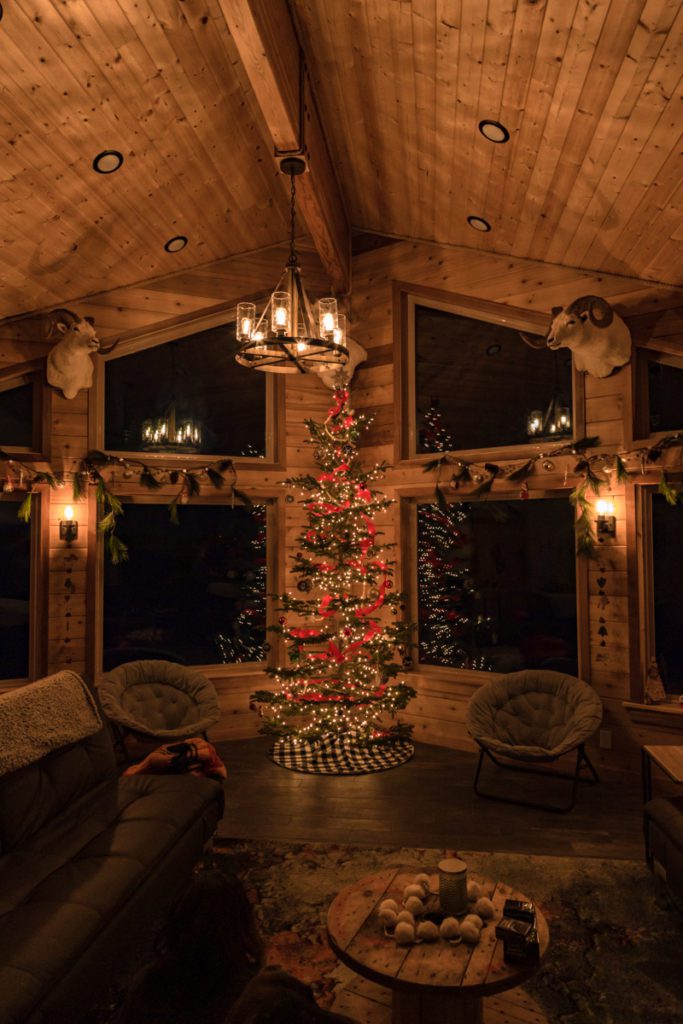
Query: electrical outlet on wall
xmin=599 ymin=729 xmax=612 ymax=749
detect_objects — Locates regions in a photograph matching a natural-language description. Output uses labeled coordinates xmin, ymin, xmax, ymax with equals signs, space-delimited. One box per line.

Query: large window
xmin=0 ymin=378 xmax=36 ymax=449
xmin=0 ymin=500 xmax=32 ymax=679
xmin=103 ymin=502 xmax=267 ymax=670
xmin=416 ymin=497 xmax=577 ymax=674
xmin=636 ymin=351 xmax=683 ymax=438
xmin=651 ymin=493 xmax=683 ymax=694
xmin=104 ymin=322 xmax=267 ymax=458
xmin=411 ymin=301 xmax=574 ymax=454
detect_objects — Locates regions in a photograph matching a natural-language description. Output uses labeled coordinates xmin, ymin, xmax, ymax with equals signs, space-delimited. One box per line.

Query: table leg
xmin=642 ymin=748 xmax=652 ymax=804
xmin=392 ymin=989 xmax=483 ymax=1024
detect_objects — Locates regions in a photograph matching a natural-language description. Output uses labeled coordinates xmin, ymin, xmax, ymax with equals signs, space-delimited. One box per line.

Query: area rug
xmin=271 ymin=732 xmax=414 ymax=775
xmin=213 ymin=840 xmax=683 ymax=1024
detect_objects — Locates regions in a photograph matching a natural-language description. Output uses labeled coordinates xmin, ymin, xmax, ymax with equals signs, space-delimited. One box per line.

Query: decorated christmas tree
xmin=252 ymin=388 xmax=415 ymax=745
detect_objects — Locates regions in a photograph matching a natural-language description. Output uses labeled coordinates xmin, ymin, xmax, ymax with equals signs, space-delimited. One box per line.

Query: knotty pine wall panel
xmin=349 ymin=239 xmax=683 ymax=771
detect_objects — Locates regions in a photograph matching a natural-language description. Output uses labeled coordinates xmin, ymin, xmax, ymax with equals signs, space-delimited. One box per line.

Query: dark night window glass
xmin=104 ymin=324 xmax=266 ymax=457
xmin=652 ymin=494 xmax=683 ymax=694
xmin=0 ymin=381 xmax=34 ymax=448
xmin=417 ymin=498 xmax=577 ymax=674
xmin=103 ymin=502 xmax=267 ymax=670
xmin=0 ymin=501 xmax=31 ymax=679
xmin=648 ymin=360 xmax=683 ymax=434
xmin=415 ymin=305 xmax=573 ymax=453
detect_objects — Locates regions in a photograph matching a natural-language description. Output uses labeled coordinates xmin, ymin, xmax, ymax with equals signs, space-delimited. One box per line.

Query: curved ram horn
xmin=518 ymin=331 xmax=548 ymax=350
xmin=566 ymin=295 xmax=613 ymax=329
xmin=97 ymin=338 xmax=120 ymax=355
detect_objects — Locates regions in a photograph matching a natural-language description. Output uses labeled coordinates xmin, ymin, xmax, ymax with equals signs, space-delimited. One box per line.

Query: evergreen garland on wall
xmin=422 ymin=432 xmax=683 ymax=556
xmin=0 ymin=448 xmax=246 ymax=563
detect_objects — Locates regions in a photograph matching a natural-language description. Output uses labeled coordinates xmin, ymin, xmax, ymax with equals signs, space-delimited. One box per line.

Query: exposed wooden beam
xmin=218 ymin=0 xmax=351 ymax=294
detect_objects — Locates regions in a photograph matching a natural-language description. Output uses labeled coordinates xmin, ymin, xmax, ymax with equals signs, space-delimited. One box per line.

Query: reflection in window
xmin=0 ymin=501 xmax=31 ymax=679
xmin=648 ymin=360 xmax=683 ymax=434
xmin=103 ymin=503 xmax=267 ymax=670
xmin=417 ymin=498 xmax=577 ymax=674
xmin=652 ymin=494 xmax=683 ymax=694
xmin=0 ymin=381 xmax=34 ymax=448
xmin=105 ymin=324 xmax=266 ymax=457
xmin=415 ymin=305 xmax=573 ymax=453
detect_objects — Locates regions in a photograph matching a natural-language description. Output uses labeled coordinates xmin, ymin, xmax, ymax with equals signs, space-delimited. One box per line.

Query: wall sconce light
xmin=60 ymin=505 xmax=78 ymax=545
xmin=595 ymin=498 xmax=616 ymax=538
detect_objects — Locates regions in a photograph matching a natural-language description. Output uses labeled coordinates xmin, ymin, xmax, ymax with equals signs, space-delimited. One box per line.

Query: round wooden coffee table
xmin=327 ymin=866 xmax=549 ymax=1024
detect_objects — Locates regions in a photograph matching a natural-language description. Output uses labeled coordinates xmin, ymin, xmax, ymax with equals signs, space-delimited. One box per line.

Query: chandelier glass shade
xmin=235 ymin=158 xmax=349 ymax=375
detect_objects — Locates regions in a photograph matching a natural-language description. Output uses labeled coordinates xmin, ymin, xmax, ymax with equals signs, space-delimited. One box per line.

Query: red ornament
xmin=343 ymin=628 xmax=352 ymax=637
xmin=279 ymin=616 xmax=286 ymax=625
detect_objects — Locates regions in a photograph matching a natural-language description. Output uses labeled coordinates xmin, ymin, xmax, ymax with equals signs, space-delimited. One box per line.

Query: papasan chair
xmin=467 ymin=669 xmax=602 ymax=813
xmin=96 ymin=659 xmax=220 ymax=758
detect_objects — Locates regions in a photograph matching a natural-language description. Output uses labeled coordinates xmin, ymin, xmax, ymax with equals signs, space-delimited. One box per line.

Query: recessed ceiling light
xmin=467 ymin=216 xmax=491 ymax=233
xmin=164 ymin=235 xmax=188 ymax=253
xmin=486 ymin=344 xmax=502 ymax=356
xmin=479 ymin=120 xmax=510 ymax=144
xmin=92 ymin=150 xmax=124 ymax=174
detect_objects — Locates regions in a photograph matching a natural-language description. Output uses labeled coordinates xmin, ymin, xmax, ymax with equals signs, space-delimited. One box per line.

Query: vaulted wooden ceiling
xmin=0 ymin=0 xmax=681 ymax=324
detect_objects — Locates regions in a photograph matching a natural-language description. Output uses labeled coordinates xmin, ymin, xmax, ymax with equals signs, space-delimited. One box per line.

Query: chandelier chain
xmin=288 ymin=172 xmax=298 ymax=267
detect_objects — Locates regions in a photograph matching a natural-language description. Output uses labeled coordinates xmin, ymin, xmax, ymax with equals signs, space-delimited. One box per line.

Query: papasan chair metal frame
xmin=96 ymin=659 xmax=220 ymax=759
xmin=467 ymin=669 xmax=602 ymax=813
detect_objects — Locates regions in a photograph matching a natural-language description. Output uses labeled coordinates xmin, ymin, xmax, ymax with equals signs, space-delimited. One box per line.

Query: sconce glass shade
xmin=60 ymin=506 xmax=78 ymax=544
xmin=596 ymin=497 xmax=616 ymax=537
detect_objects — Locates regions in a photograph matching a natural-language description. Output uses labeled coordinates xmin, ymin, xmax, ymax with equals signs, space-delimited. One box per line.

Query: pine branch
xmin=658 ymin=470 xmax=679 ymax=506
xmin=16 ymin=493 xmax=32 ymax=523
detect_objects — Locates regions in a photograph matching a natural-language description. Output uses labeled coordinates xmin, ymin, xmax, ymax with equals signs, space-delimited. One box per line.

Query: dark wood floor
xmin=214 ymin=738 xmax=645 ymax=860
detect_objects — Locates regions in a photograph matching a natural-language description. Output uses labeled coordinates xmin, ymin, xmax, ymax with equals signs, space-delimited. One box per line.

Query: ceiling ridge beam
xmin=218 ymin=0 xmax=350 ymax=295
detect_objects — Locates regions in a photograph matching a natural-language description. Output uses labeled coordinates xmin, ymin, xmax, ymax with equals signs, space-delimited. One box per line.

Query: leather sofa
xmin=0 ymin=673 xmax=225 ymax=1024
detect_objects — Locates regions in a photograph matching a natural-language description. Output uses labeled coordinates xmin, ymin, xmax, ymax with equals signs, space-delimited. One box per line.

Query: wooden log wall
xmin=349 ymin=239 xmax=683 ymax=773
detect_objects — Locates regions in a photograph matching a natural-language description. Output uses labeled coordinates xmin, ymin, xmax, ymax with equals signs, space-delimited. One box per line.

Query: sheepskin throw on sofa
xmin=0 ymin=671 xmax=102 ymax=775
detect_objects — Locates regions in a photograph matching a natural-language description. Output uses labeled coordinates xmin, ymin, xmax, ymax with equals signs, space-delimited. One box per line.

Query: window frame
xmin=400 ymin=487 xmax=588 ymax=685
xmin=635 ymin=480 xmax=683 ymax=699
xmin=0 ymin=490 xmax=47 ymax=686
xmin=90 ymin=489 xmax=281 ymax=680
xmin=632 ymin=346 xmax=683 ymax=443
xmin=0 ymin=368 xmax=51 ymax=462
xmin=393 ymin=283 xmax=585 ymax=466
xmin=92 ymin=309 xmax=285 ymax=470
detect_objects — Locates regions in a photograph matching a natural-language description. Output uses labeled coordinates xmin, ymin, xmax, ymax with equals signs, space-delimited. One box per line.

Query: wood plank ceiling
xmin=292 ymin=0 xmax=683 ymax=286
xmin=0 ymin=0 xmax=681 ymax=327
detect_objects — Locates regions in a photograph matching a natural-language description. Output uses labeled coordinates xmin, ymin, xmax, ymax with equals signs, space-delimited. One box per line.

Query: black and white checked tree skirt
xmin=270 ymin=729 xmax=414 ymax=776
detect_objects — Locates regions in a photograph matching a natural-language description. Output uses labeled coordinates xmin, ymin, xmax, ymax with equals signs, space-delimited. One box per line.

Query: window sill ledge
xmin=623 ymin=699 xmax=683 ymax=724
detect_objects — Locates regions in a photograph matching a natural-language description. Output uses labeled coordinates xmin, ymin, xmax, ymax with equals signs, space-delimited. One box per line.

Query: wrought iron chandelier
xmin=235 ymin=157 xmax=349 ymax=374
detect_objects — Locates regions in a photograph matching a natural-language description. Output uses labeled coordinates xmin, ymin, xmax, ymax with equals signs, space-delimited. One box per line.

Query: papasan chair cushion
xmin=96 ymin=659 xmax=220 ymax=739
xmin=467 ymin=669 xmax=602 ymax=762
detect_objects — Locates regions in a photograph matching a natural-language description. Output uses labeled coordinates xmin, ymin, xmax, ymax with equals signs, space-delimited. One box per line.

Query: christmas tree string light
xmin=417 ymin=404 xmax=492 ymax=669
xmin=251 ymin=388 xmax=415 ymax=746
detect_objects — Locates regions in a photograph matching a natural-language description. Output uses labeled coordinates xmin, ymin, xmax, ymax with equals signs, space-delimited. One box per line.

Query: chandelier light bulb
xmin=272 ymin=292 xmax=290 ymax=334
xmin=64 ymin=505 xmax=74 ymax=522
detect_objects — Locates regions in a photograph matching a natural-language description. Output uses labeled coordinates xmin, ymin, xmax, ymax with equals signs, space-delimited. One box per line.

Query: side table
xmin=327 ymin=867 xmax=549 ymax=1024
xmin=642 ymin=745 xmax=683 ymax=803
